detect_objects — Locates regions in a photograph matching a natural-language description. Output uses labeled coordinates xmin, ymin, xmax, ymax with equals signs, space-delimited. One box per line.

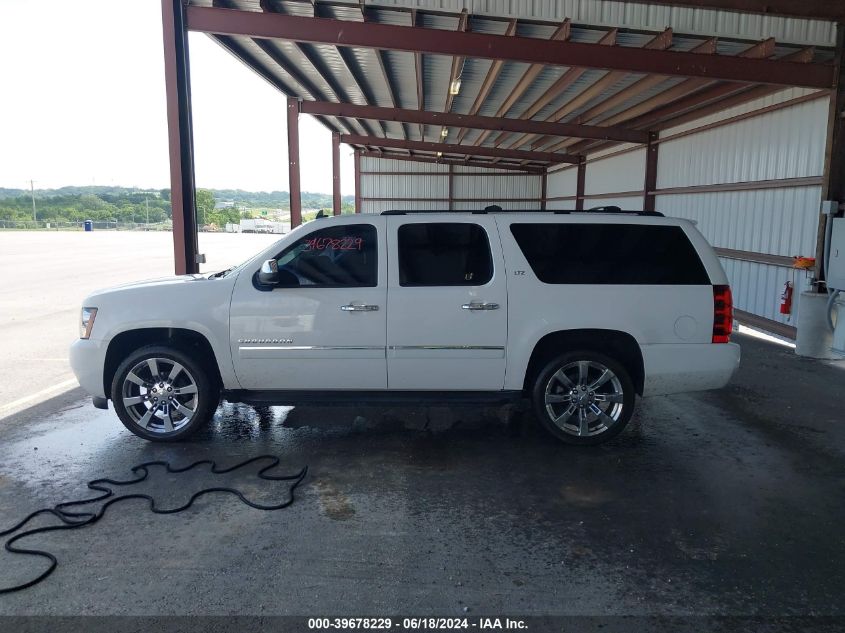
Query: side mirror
xmin=258 ymin=259 xmax=279 ymax=285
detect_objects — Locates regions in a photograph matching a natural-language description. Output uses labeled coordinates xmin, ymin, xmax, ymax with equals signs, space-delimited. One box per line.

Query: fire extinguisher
xmin=779 ymin=281 xmax=793 ymax=315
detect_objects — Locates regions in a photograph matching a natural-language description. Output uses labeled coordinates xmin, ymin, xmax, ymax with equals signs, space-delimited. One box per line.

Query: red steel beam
xmin=340 ymin=134 xmax=579 ymax=164
xmin=354 ymin=150 xmax=362 ymax=213
xmin=643 ymin=132 xmax=659 ymax=212
xmin=185 ymin=6 xmax=835 ymax=89
xmin=473 ymin=19 xmax=571 ymax=147
xmin=412 ymin=10 xmax=425 ymax=140
xmin=524 ymin=28 xmax=674 ymax=152
xmin=161 ymin=0 xmax=199 ymax=275
xmin=611 ymin=0 xmax=845 ymax=20
xmin=595 ymin=38 xmax=778 ymax=130
xmin=575 ymin=157 xmax=586 ymax=211
xmin=299 ymin=100 xmax=649 ymax=143
xmin=332 ymin=132 xmax=341 ymax=216
xmin=287 ymin=97 xmax=302 ymax=227
xmin=455 ymin=19 xmax=517 ymax=144
xmin=540 ymin=171 xmax=548 ymax=211
xmin=357 ymin=150 xmax=546 ymax=174
xmin=491 ymin=28 xmax=618 ymax=150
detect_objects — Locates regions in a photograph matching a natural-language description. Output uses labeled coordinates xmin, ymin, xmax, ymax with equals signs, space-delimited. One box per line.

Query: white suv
xmin=70 ymin=209 xmax=740 ymax=445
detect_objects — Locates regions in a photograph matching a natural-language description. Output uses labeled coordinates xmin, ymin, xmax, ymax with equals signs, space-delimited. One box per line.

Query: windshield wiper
xmin=208 ymin=267 xmax=233 ymax=279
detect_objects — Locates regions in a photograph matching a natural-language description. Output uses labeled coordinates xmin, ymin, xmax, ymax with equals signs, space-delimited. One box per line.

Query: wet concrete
xmin=0 ymin=332 xmax=843 ymax=616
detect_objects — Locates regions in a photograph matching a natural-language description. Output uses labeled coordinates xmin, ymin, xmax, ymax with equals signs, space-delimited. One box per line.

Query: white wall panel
xmin=358 ymin=156 xmax=543 ymax=213
xmin=361 ymin=156 xmax=447 ymax=173
xmin=650 ymin=87 xmax=827 ymax=335
xmin=658 ymin=96 xmax=828 ymax=188
xmin=720 ymin=259 xmax=811 ymax=326
xmin=585 ymin=148 xmax=646 ymax=195
xmin=547 ymin=167 xmax=577 ymax=198
xmin=453 ymin=174 xmax=541 ymax=201
xmin=656 ymin=187 xmax=821 ymax=258
xmin=584 ymin=195 xmax=644 ymax=210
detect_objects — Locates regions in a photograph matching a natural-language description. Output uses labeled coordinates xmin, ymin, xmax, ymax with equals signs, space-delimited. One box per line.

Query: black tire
xmin=111 ymin=344 xmax=219 ymax=442
xmin=531 ymin=350 xmax=635 ymax=446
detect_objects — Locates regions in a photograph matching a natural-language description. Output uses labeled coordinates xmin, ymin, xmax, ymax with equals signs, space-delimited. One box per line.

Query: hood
xmin=85 ymin=274 xmax=223 ymax=303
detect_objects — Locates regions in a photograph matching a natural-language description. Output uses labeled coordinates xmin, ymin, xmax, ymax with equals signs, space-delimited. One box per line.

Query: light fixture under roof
xmin=440 ymin=128 xmax=449 ymax=138
xmin=449 ymin=78 xmax=462 ymax=95
xmin=436 ymin=152 xmax=443 ymax=158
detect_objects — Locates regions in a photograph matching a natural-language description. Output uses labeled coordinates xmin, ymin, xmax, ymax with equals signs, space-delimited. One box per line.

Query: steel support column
xmin=448 ymin=164 xmax=455 ymax=211
xmin=287 ymin=97 xmax=302 ymax=228
xmin=540 ymin=171 xmax=547 ymax=210
xmin=575 ymin=157 xmax=586 ymax=211
xmin=161 ymin=0 xmax=198 ymax=275
xmin=354 ymin=150 xmax=362 ymax=213
xmin=817 ymin=23 xmax=845 ymax=281
xmin=332 ymin=132 xmax=341 ymax=216
xmin=644 ymin=131 xmax=659 ymax=212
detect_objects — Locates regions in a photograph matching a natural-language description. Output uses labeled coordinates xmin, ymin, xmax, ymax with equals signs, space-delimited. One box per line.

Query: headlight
xmin=80 ymin=307 xmax=98 ymax=339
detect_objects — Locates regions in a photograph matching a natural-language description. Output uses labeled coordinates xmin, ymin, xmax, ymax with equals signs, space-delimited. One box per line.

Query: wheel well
xmin=523 ymin=329 xmax=645 ymax=395
xmin=103 ymin=328 xmax=222 ymax=396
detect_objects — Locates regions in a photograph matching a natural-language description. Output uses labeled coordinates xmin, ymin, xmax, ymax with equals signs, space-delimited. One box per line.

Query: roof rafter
xmin=357 ymin=150 xmax=546 ymax=174
xmin=257 ymin=0 xmax=378 ymax=137
xmin=507 ymin=28 xmax=673 ymax=152
xmin=340 ymin=134 xmax=579 ymax=164
xmin=454 ymin=19 xmax=518 ymax=144
xmin=472 ymin=19 xmax=571 ymax=147
xmin=186 ymin=6 xmax=835 ymax=88
xmin=440 ymin=9 xmax=469 ymax=141
xmin=489 ymin=28 xmax=617 ymax=149
xmin=300 ymin=100 xmax=650 ymax=143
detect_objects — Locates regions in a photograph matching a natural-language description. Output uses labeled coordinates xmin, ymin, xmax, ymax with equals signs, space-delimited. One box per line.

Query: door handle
xmin=341 ymin=303 xmax=379 ymax=312
xmin=461 ymin=301 xmax=500 ymax=311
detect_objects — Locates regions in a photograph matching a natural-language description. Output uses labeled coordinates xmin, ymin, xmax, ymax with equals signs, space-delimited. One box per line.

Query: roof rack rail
xmin=381 ymin=207 xmax=664 ymax=217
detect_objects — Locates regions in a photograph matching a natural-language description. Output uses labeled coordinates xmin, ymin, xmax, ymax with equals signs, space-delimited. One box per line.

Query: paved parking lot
xmin=0 ymin=231 xmax=278 ymax=419
xmin=0 ymin=332 xmax=843 ymax=622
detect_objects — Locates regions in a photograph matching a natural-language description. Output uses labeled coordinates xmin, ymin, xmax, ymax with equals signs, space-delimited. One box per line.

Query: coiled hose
xmin=0 ymin=455 xmax=307 ymax=595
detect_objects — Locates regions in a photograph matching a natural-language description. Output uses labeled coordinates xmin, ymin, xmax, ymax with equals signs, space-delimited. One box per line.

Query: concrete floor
xmin=0 ymin=333 xmax=844 ymax=620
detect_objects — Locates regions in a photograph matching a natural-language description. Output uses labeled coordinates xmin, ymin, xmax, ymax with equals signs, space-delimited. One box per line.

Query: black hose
xmin=0 ymin=455 xmax=307 ymax=595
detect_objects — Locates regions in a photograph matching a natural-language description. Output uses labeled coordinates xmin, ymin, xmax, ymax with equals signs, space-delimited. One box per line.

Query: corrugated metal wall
xmin=536 ymin=89 xmax=828 ymax=336
xmin=655 ymin=90 xmax=828 ymax=329
xmin=358 ymin=156 xmax=544 ymax=213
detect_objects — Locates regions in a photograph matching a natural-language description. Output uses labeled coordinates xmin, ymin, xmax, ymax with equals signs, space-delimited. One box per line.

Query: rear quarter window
xmin=509 ymin=223 xmax=710 ymax=285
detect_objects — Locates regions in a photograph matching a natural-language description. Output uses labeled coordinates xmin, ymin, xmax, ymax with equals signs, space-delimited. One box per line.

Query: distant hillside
xmin=0 ymin=186 xmax=353 ymax=209
xmin=0 ymin=186 xmax=354 ymax=225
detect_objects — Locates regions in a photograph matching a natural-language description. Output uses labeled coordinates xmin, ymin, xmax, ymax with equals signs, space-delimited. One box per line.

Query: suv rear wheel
xmin=531 ymin=351 xmax=634 ymax=445
xmin=111 ymin=345 xmax=218 ymax=442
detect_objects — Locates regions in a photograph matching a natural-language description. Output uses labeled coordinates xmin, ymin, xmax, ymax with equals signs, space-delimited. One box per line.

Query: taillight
xmin=712 ymin=285 xmax=733 ymax=343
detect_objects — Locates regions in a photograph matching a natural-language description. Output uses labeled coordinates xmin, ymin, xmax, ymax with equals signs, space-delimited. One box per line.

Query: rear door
xmin=385 ymin=216 xmax=508 ymax=390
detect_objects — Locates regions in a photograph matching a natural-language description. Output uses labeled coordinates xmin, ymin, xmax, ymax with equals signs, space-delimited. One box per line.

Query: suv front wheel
xmin=111 ymin=345 xmax=218 ymax=442
xmin=531 ymin=351 xmax=635 ymax=445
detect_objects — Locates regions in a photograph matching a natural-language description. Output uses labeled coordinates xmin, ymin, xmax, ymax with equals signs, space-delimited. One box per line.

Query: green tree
xmin=195 ymin=189 xmax=215 ymax=227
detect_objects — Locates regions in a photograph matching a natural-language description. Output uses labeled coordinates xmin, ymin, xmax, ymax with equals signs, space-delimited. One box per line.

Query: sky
xmin=0 ymin=0 xmax=355 ymax=194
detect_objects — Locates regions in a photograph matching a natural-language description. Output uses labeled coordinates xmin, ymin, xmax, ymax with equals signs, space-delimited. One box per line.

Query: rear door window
xmin=398 ymin=223 xmax=493 ymax=286
xmin=510 ymin=223 xmax=709 ymax=285
xmin=273 ymin=223 xmax=377 ymax=287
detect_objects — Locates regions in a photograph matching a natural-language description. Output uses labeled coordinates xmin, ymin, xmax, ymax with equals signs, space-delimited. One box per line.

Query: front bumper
xmin=69 ymin=338 xmax=108 ymax=399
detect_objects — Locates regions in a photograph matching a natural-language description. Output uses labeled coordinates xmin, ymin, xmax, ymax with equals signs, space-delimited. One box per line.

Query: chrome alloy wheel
xmin=544 ymin=360 xmax=625 ymax=437
xmin=120 ymin=357 xmax=199 ymax=434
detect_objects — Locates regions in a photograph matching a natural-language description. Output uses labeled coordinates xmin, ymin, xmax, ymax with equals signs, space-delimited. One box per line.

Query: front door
xmin=386 ymin=217 xmax=508 ymax=390
xmin=230 ymin=218 xmax=387 ymax=390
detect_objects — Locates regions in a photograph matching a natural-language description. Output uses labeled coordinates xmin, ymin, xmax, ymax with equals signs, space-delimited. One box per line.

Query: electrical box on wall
xmin=828 ymin=218 xmax=845 ymax=291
